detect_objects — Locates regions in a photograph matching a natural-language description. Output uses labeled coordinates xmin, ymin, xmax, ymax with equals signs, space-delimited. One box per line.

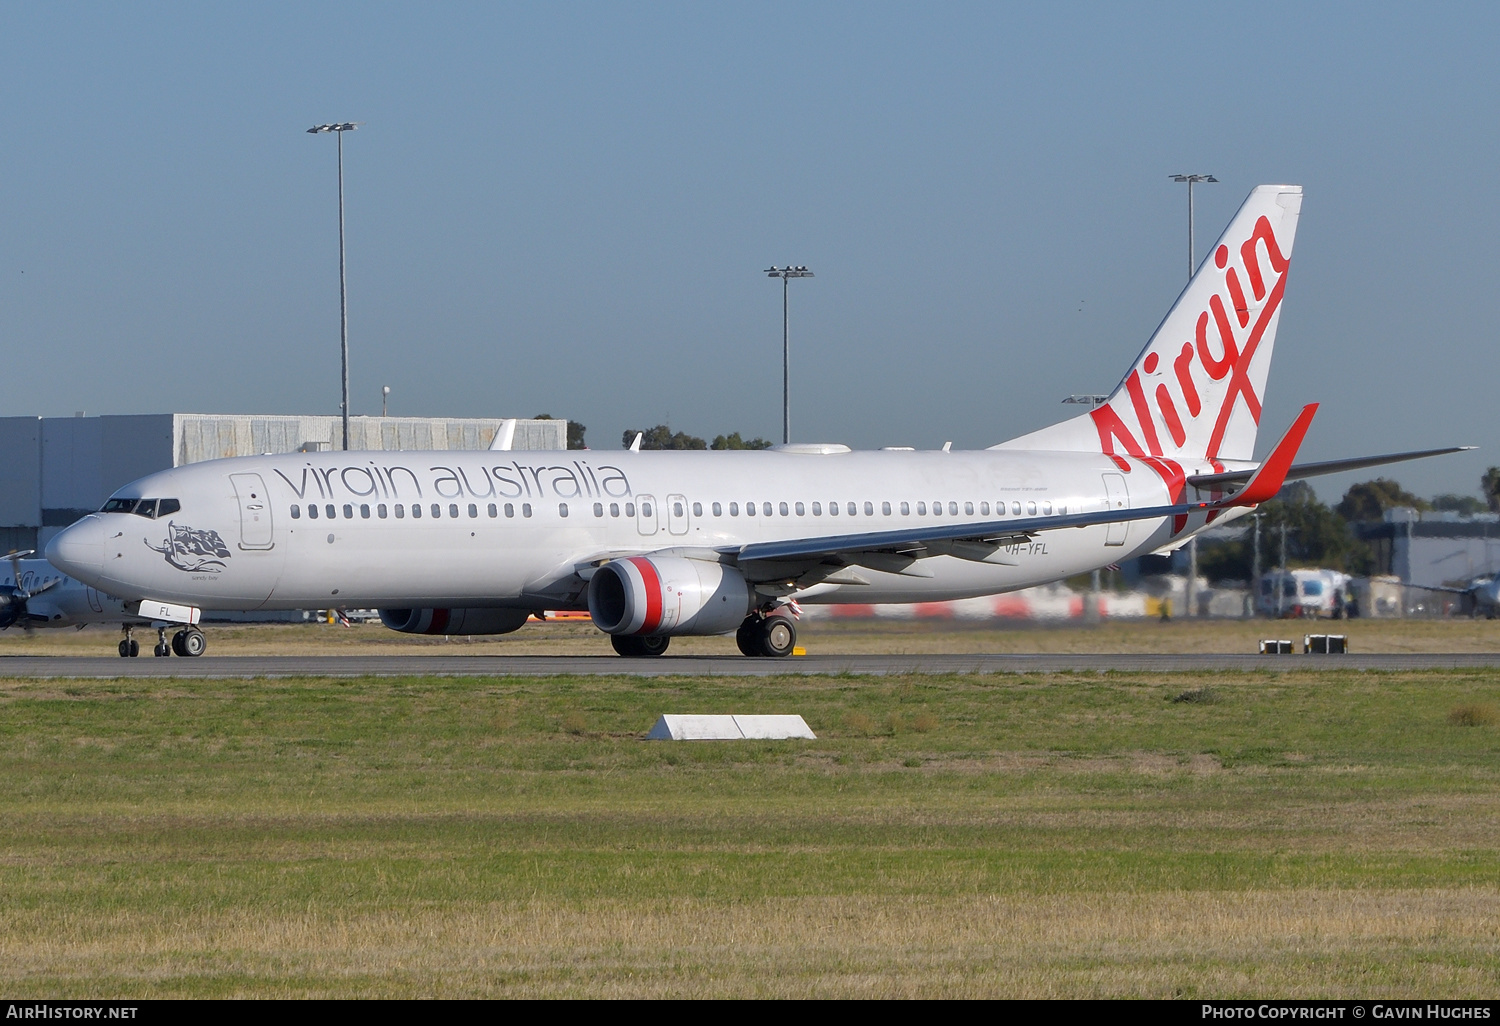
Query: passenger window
xmin=395 ymin=504 xmax=405 ymax=518
xmin=624 ymin=503 xmax=635 ymax=517
xmin=360 ymin=504 xmax=371 ymax=519
xmin=882 ymin=502 xmax=891 ymax=516
xmin=412 ymin=504 xmax=422 ymax=518
xmin=158 ymin=499 xmax=180 ymax=516
xmin=864 ymin=502 xmax=873 ymax=516
xmin=917 ymin=502 xmax=926 ymax=515
xmin=1012 ymin=501 xmax=1022 ymax=515
xmin=468 ymin=504 xmax=478 ymax=518
xmin=378 ymin=504 xmax=388 ymax=518
xmin=488 ymin=504 xmax=497 ymax=518
xmin=431 ymin=504 xmax=442 ymax=518
xmin=712 ymin=502 xmax=722 ymax=516
xmin=291 ymin=504 xmax=301 ymax=519
xmin=795 ymin=502 xmax=805 ymax=516
xmin=674 ymin=502 xmax=685 ymax=517
xmin=594 ymin=502 xmax=604 ymax=517
xmin=1058 ymin=504 xmax=1067 ymax=515
xmin=828 ymin=502 xmax=838 ymax=516
xmin=746 ymin=502 xmax=756 ymax=517
xmin=692 ymin=502 xmax=702 ymax=517
xmin=812 ymin=502 xmax=821 ymax=516
xmin=980 ymin=502 xmax=989 ymax=515
xmin=933 ymin=502 xmax=943 ymax=516
xmin=504 ymin=503 xmax=514 ymax=518
xmin=559 ymin=503 xmax=569 ymax=517
xmin=343 ymin=504 xmax=354 ymax=519
xmin=449 ymin=504 xmax=460 ymax=518
xmin=611 ymin=503 xmax=621 ymax=517
xmin=326 ymin=504 xmax=336 ymax=519
xmin=964 ymin=502 xmax=973 ymax=516
xmin=1027 ymin=501 xmax=1037 ymax=515
xmin=522 ymin=503 xmax=533 ymax=518
xmin=848 ymin=502 xmax=858 ymax=516
xmin=641 ymin=502 xmax=653 ymax=518
xmin=1042 ymin=502 xmax=1052 ymax=515
xmin=948 ymin=502 xmax=958 ymax=516
xmin=900 ymin=502 xmax=910 ymax=515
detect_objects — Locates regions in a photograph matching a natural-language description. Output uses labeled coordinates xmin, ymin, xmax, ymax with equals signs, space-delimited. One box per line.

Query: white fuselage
xmin=46 ymin=446 xmax=1229 ymax=614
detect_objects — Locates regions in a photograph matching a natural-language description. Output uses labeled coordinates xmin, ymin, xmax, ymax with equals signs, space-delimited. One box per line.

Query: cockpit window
xmin=99 ymin=497 xmax=181 ymax=519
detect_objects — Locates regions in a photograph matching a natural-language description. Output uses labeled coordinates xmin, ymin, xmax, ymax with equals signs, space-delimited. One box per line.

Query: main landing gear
xmin=736 ymin=611 xmax=797 ymax=658
xmin=611 ymin=634 xmax=670 ymax=657
xmin=117 ymin=623 xmax=206 ymax=657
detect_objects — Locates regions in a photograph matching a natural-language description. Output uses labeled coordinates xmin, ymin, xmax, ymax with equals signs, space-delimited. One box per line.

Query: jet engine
xmin=588 ymin=556 xmax=754 ymax=636
xmin=378 ymin=607 xmax=532 ymax=635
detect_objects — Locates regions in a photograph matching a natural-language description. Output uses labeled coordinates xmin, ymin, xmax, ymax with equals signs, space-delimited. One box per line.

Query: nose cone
xmin=46 ymin=516 xmax=104 ymax=583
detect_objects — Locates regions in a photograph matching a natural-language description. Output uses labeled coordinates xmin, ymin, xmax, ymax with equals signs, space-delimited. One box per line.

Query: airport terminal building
xmin=0 ymin=413 xmax=567 ymax=553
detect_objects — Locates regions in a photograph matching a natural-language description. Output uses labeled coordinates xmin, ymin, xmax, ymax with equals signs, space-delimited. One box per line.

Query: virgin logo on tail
xmin=1092 ymin=208 xmax=1294 ymax=499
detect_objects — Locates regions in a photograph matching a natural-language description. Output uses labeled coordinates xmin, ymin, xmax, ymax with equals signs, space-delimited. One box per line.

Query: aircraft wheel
xmin=735 ymin=617 xmax=761 ymax=657
xmin=118 ymin=640 xmax=130 ymax=658
xmin=178 ymin=628 xmax=206 ymax=657
xmin=154 ymin=642 xmax=171 ymax=657
xmin=610 ymin=634 xmax=670 ymax=657
xmin=756 ymin=615 xmax=797 ymax=658
xmin=129 ymin=640 xmax=139 ymax=657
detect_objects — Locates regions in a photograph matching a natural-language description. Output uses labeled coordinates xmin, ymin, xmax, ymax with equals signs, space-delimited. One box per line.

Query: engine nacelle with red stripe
xmin=588 ymin=556 xmax=754 ymax=636
xmin=378 ymin=607 xmax=532 ymax=635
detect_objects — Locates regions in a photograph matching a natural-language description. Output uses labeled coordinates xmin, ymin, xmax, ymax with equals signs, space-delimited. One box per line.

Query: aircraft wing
xmin=1185 ymin=446 xmax=1473 ymax=490
xmin=736 ymin=405 xmax=1318 ymax=586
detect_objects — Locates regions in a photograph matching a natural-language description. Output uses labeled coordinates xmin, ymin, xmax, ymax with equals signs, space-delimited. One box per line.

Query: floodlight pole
xmin=765 ymin=266 xmax=814 ymax=445
xmin=1170 ymin=174 xmax=1218 ymax=616
xmin=309 ymin=122 xmax=362 ymax=450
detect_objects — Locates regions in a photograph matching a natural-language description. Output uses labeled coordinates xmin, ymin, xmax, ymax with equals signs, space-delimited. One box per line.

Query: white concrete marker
xmin=647 ymin=714 xmax=816 ymax=741
xmin=733 ymin=715 xmax=816 ymax=739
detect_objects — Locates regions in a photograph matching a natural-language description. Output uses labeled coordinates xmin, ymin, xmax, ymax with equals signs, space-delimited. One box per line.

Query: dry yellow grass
xmin=3 ymin=891 xmax=1496 ymax=997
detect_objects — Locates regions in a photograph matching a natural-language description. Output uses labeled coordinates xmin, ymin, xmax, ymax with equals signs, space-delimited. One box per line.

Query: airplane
xmin=1411 ymin=574 xmax=1500 ymax=619
xmin=0 ymin=550 xmax=209 ymax=656
xmin=45 ymin=185 xmax=1471 ymax=658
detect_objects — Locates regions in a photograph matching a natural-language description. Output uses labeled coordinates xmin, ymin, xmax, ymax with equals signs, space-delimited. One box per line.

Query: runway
xmin=2 ymin=652 xmax=1500 ymax=677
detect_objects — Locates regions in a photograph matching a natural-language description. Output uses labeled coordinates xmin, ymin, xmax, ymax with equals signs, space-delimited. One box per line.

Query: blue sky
xmin=2 ymin=2 xmax=1495 ymax=500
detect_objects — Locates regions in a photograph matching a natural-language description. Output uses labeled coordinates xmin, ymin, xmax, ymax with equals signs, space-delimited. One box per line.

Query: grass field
xmin=1 ymin=667 xmax=1498 ymax=997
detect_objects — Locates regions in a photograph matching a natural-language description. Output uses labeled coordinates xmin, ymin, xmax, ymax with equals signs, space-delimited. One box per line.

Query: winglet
xmin=629 ymin=432 xmax=643 ymax=453
xmin=1231 ymin=403 xmax=1318 ymax=506
xmin=488 ymin=418 xmax=517 ymax=451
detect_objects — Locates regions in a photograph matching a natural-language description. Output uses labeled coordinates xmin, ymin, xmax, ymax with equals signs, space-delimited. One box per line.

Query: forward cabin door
xmin=229 ymin=473 xmax=275 ymax=550
xmin=1102 ymin=473 xmax=1129 ymax=547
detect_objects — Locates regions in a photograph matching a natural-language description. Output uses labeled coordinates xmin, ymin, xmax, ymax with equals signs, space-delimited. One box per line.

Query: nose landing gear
xmin=142 ymin=624 xmax=207 ymax=657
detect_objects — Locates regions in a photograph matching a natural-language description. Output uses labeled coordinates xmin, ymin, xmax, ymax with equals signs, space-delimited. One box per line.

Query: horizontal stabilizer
xmin=1187 ymin=445 xmax=1476 ymax=490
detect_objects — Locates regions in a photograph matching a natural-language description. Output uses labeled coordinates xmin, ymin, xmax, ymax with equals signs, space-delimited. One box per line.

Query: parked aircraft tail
xmin=993 ymin=184 xmax=1304 ymax=469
